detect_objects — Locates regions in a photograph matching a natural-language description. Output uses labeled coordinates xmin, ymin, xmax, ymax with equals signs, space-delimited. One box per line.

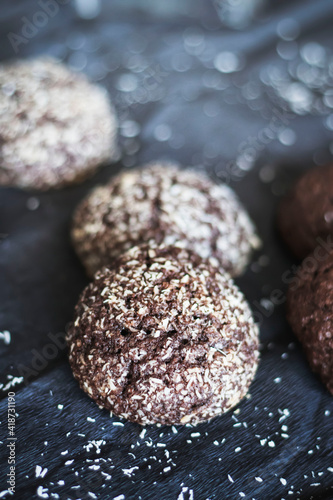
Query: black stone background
xmin=0 ymin=0 xmax=333 ymax=499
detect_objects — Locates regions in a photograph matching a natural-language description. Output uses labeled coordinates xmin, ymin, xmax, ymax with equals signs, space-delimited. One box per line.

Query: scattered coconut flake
xmin=35 ymin=466 xmax=48 ymax=478
xmin=122 ymin=466 xmax=139 ymax=477
xmin=0 ymin=331 xmax=11 ymax=345
xmin=84 ymin=440 xmax=105 ymax=454
xmin=37 ymin=486 xmax=49 ymax=498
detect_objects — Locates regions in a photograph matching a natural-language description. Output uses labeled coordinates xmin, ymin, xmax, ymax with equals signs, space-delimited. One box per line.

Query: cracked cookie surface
xmin=72 ymin=162 xmax=260 ymax=277
xmin=67 ymin=244 xmax=259 ymax=425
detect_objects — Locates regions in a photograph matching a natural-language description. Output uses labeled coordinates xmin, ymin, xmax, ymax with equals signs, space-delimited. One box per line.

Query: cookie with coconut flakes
xmin=286 ymin=253 xmax=333 ymax=395
xmin=0 ymin=57 xmax=118 ymax=190
xmin=67 ymin=243 xmax=259 ymax=425
xmin=71 ymin=162 xmax=260 ymax=277
xmin=278 ymin=165 xmax=333 ymax=259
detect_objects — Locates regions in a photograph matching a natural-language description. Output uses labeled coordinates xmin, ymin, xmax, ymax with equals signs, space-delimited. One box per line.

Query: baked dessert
xmin=287 ymin=253 xmax=333 ymax=395
xmin=278 ymin=165 xmax=333 ymax=259
xmin=67 ymin=244 xmax=259 ymax=425
xmin=0 ymin=56 xmax=118 ymax=190
xmin=71 ymin=162 xmax=260 ymax=277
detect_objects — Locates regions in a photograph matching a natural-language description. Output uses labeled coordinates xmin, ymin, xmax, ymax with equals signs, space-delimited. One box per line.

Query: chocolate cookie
xmin=71 ymin=162 xmax=260 ymax=277
xmin=67 ymin=244 xmax=259 ymax=425
xmin=0 ymin=57 xmax=118 ymax=190
xmin=287 ymin=254 xmax=333 ymax=394
xmin=278 ymin=165 xmax=333 ymax=259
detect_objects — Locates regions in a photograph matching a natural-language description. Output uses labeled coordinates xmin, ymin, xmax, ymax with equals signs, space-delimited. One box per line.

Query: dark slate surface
xmin=1 ymin=0 xmax=333 ymax=499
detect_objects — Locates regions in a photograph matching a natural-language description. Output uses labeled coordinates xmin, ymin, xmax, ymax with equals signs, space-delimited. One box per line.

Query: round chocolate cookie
xmin=0 ymin=57 xmax=118 ymax=190
xmin=287 ymin=254 xmax=333 ymax=395
xmin=67 ymin=244 xmax=259 ymax=425
xmin=71 ymin=162 xmax=260 ymax=277
xmin=278 ymin=165 xmax=333 ymax=259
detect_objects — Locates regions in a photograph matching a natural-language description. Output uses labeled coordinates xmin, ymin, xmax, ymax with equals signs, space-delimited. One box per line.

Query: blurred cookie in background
xmin=286 ymin=253 xmax=333 ymax=395
xmin=0 ymin=56 xmax=118 ymax=190
xmin=278 ymin=165 xmax=333 ymax=259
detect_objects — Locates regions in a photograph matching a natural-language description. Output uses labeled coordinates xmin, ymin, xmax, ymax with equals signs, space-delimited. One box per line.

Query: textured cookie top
xmin=0 ymin=57 xmax=118 ymax=190
xmin=72 ymin=162 xmax=260 ymax=277
xmin=278 ymin=165 xmax=333 ymax=259
xmin=287 ymin=255 xmax=333 ymax=395
xmin=67 ymin=244 xmax=259 ymax=425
